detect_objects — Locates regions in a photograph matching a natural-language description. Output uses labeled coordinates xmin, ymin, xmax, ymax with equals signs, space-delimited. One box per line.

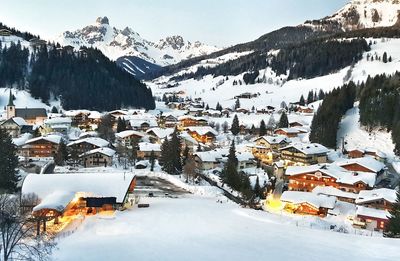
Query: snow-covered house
xmin=146 ymin=127 xmax=174 ymax=144
xmin=43 ymin=117 xmax=72 ymax=135
xmin=280 ymin=143 xmax=329 ymax=166
xmin=285 ymin=164 xmax=376 ymax=193
xmin=354 ymin=206 xmax=390 ymax=231
xmin=280 ymin=191 xmax=336 ymax=216
xmin=312 ymin=186 xmax=358 ymax=203
xmin=335 ymin=157 xmax=385 ymax=175
xmin=274 ymin=128 xmax=302 ymax=138
xmin=0 ymin=117 xmax=28 ymax=138
xmin=355 ymin=188 xmax=397 ymax=210
xmin=21 ymin=173 xmax=136 ymax=224
xmin=67 ymin=137 xmax=109 ymax=155
xmin=186 ymin=126 xmax=218 ymax=144
xmin=194 ymin=150 xmax=224 ymax=172
xmin=251 ymin=135 xmax=291 ymax=164
xmin=137 ymin=142 xmax=161 ymax=160
xmin=116 ymin=130 xmax=145 ymax=148
xmin=347 ymin=147 xmax=387 ymax=162
xmin=20 ymin=134 xmax=63 ymax=158
xmin=80 ymin=147 xmax=116 ymax=168
xmin=178 ymin=116 xmax=207 ymax=129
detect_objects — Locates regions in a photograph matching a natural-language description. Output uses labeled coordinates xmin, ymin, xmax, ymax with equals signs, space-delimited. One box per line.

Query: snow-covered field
xmin=53 ymin=194 xmax=400 ymax=261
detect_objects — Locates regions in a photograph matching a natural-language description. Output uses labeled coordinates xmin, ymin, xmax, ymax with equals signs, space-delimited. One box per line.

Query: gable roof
xmin=67 ymin=137 xmax=109 ymax=148
xmin=80 ymin=147 xmax=116 ymax=158
xmin=116 ymin=130 xmax=145 ymax=139
xmin=335 ymin=157 xmax=385 ymax=173
xmin=281 ymin=143 xmax=329 ymax=155
xmin=255 ymin=135 xmax=291 ymax=145
xmin=281 ymin=191 xmax=336 ymax=209
xmin=25 ymin=134 xmax=62 ymax=145
xmin=22 ymin=173 xmax=135 ymax=204
xmin=15 ymin=108 xmax=47 ymax=119
xmin=0 ymin=117 xmax=27 ymax=127
xmin=356 ymin=188 xmax=397 ymax=205
xmin=187 ymin=126 xmax=218 ymax=136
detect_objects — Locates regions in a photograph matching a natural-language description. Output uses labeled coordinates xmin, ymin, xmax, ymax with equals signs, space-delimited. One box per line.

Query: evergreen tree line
xmin=309 ymin=82 xmax=356 ymax=148
xmin=0 ymin=22 xmax=38 ymax=41
xmin=358 ymin=73 xmax=400 ymax=155
xmin=0 ymin=41 xmax=155 ymax=111
xmin=270 ymin=39 xmax=370 ymax=80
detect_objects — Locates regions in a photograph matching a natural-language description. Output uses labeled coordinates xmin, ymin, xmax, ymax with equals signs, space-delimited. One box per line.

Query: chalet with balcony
xmin=186 ymin=126 xmax=218 ymax=144
xmin=285 ymin=164 xmax=376 ymax=193
xmin=115 ymin=130 xmax=145 ymax=148
xmin=21 ymin=135 xmax=62 ymax=158
xmin=0 ymin=117 xmax=28 ymax=138
xmin=67 ymin=137 xmax=109 ymax=155
xmin=355 ymin=188 xmax=397 ymax=211
xmin=280 ymin=143 xmax=329 ymax=166
xmin=280 ymin=191 xmax=336 ymax=217
xmin=178 ymin=116 xmax=207 ymax=129
xmin=137 ymin=142 xmax=161 ymax=160
xmin=80 ymin=147 xmax=116 ymax=168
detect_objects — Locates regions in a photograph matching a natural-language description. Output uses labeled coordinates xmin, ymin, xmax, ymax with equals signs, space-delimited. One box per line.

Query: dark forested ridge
xmin=0 ymin=41 xmax=155 ymax=111
xmin=270 ymin=39 xmax=370 ymax=80
xmin=358 ymin=73 xmax=400 ymax=154
xmin=309 ymin=82 xmax=356 ymax=148
xmin=0 ymin=22 xmax=38 ymax=41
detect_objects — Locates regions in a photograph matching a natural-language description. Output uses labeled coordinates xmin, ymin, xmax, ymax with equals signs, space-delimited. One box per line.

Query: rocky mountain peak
xmin=96 ymin=16 xmax=109 ymax=25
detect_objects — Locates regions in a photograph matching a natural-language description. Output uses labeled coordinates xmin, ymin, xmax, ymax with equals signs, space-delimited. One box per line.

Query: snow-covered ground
xmin=337 ymin=103 xmax=396 ymax=161
xmin=53 ymin=194 xmax=400 ymax=261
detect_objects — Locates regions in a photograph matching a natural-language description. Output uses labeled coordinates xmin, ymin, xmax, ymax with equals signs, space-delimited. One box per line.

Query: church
xmin=5 ymin=90 xmax=48 ymax=125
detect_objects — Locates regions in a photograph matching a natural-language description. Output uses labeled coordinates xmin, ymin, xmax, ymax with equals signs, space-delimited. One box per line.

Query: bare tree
xmin=0 ymin=194 xmax=55 ymax=261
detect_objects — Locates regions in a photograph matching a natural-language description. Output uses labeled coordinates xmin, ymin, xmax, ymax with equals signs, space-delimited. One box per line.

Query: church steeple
xmin=7 ymin=89 xmax=14 ymax=107
xmin=6 ymin=89 xmax=15 ymax=119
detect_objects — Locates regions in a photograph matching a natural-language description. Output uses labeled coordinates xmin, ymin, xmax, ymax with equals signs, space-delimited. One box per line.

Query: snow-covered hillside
xmin=305 ymin=0 xmax=400 ymax=31
xmin=54 ymin=17 xmax=220 ymax=65
xmin=149 ymin=38 xmax=400 ymax=110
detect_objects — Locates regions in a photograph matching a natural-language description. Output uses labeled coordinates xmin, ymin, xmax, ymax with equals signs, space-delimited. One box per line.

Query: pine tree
xmin=234 ymin=98 xmax=240 ymax=110
xmin=278 ymin=111 xmax=289 ymax=128
xmin=182 ymin=146 xmax=190 ymax=165
xmin=55 ymin=141 xmax=68 ymax=166
xmin=299 ymin=95 xmax=306 ymax=106
xmin=231 ymin=114 xmax=240 ymax=135
xmin=383 ymin=52 xmax=388 ymax=63
xmin=150 ymin=150 xmax=155 ymax=172
xmin=259 ymin=120 xmax=266 ymax=136
xmin=0 ymin=128 xmax=19 ymax=192
xmin=98 ymin=114 xmax=115 ymax=142
xmin=267 ymin=114 xmax=276 ymax=132
xmin=221 ymin=141 xmax=240 ymax=189
xmin=254 ymin=176 xmax=261 ymax=198
xmin=51 ymin=106 xmax=58 ymax=113
xmin=216 ymin=102 xmax=222 ymax=111
xmin=307 ymin=90 xmax=314 ymax=104
xmin=384 ymin=190 xmax=400 ymax=238
xmin=116 ymin=117 xmax=126 ymax=133
xmin=162 ymin=128 xmax=182 ymax=175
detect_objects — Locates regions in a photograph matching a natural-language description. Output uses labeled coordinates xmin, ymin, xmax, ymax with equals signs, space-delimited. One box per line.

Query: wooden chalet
xmin=80 ymin=147 xmax=116 ymax=168
xmin=186 ymin=126 xmax=218 ymax=144
xmin=116 ymin=130 xmax=145 ymax=148
xmin=280 ymin=191 xmax=336 ymax=217
xmin=67 ymin=137 xmax=109 ymax=155
xmin=280 ymin=143 xmax=329 ymax=166
xmin=21 ymin=135 xmax=62 ymax=158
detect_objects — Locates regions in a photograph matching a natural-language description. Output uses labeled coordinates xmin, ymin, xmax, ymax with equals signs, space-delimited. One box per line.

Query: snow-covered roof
xmin=356 ymin=188 xmax=397 ymax=205
xmin=281 ymin=191 xmax=336 ymax=209
xmin=335 ymin=157 xmax=385 ymax=173
xmin=178 ymin=115 xmax=207 ymax=121
xmin=138 ymin=142 xmax=161 ymax=152
xmin=88 ymin=111 xmax=102 ymax=119
xmin=146 ymin=127 xmax=174 ymax=139
xmin=22 ymin=173 xmax=135 ymax=204
xmin=194 ymin=150 xmax=225 ymax=163
xmin=187 ymin=126 xmax=218 ymax=136
xmin=312 ymin=186 xmax=358 ymax=200
xmin=25 ymin=134 xmax=63 ymax=145
xmin=275 ymin=127 xmax=301 ymax=134
xmin=11 ymin=117 xmax=28 ymax=126
xmin=285 ymin=164 xmax=324 ymax=176
xmin=12 ymin=133 xmax=32 ymax=147
xmin=80 ymin=147 xmax=116 ymax=158
xmin=255 ymin=135 xmax=291 ymax=145
xmin=356 ymin=206 xmax=390 ymax=220
xmin=44 ymin=117 xmax=72 ymax=125
xmin=129 ymin=118 xmax=158 ymax=128
xmin=32 ymin=191 xmax=75 ymax=213
xmin=116 ymin=130 xmax=145 ymax=139
xmin=68 ymin=137 xmax=109 ymax=148
xmin=236 ymin=151 xmax=255 ymax=162
xmin=281 ymin=143 xmax=329 ymax=155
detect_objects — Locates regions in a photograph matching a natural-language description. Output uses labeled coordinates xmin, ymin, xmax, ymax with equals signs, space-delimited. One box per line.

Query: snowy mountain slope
xmin=54 ymin=17 xmax=220 ymax=66
xmin=149 ymin=38 xmax=400 ymax=110
xmin=337 ymin=104 xmax=396 ymax=160
xmin=115 ymin=56 xmax=162 ymax=79
xmin=305 ymin=0 xmax=400 ymax=31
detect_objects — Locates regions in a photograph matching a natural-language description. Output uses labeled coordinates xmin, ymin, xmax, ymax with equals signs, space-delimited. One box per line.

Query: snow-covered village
xmin=0 ymin=0 xmax=400 ymax=260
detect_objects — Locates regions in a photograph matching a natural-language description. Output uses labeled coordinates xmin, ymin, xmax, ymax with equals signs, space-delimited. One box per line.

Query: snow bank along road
xmin=53 ymin=196 xmax=400 ymax=261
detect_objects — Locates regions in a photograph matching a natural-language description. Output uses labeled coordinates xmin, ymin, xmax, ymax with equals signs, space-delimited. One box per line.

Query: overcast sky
xmin=1 ymin=0 xmax=349 ymax=46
